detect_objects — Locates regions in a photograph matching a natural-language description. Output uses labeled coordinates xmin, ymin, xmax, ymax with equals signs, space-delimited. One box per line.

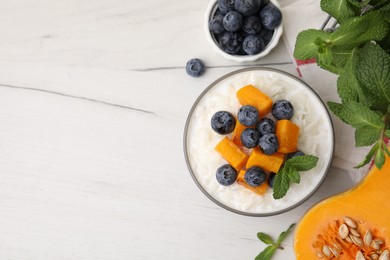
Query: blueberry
xmin=209 ymin=13 xmax=225 ymax=34
xmin=237 ymin=105 xmax=259 ymax=126
xmin=268 ymin=173 xmax=276 ymax=188
xmin=219 ymin=31 xmax=243 ymax=54
xmin=240 ymin=128 xmax=260 ymax=148
xmin=234 ymin=0 xmax=261 ymax=16
xmin=244 ymin=166 xmax=266 ymax=187
xmin=272 ymin=100 xmax=294 ymax=120
xmin=260 ymin=0 xmax=269 ymax=9
xmin=256 ymin=118 xmax=275 ymax=135
xmin=216 ymin=164 xmax=238 ymax=186
xmin=211 ymin=111 xmax=236 ymax=135
xmin=223 ymin=11 xmax=243 ymax=32
xmin=186 ymin=58 xmax=206 ymax=78
xmin=258 ymin=28 xmax=274 ymax=46
xmin=218 ymin=0 xmax=236 ymax=15
xmin=242 ymin=16 xmax=262 ymax=34
xmin=242 ymin=34 xmax=265 ymax=55
xmin=260 ymin=4 xmax=282 ymax=30
xmin=286 ymin=150 xmax=305 ymax=160
xmin=259 ymin=133 xmax=279 ymax=155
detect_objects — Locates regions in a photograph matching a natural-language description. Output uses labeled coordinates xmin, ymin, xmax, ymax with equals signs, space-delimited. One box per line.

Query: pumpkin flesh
xmin=294 ymin=155 xmax=390 ymax=259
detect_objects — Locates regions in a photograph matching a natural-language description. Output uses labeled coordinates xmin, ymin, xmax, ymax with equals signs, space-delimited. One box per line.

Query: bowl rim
xmin=183 ymin=67 xmax=335 ymax=217
xmin=204 ymin=0 xmax=284 ymax=62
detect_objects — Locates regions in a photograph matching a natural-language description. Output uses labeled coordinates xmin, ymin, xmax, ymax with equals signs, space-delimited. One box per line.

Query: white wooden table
xmin=0 ymin=1 xmax=356 ymax=259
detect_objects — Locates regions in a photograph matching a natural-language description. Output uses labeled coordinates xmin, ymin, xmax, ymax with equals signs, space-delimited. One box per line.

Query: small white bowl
xmin=205 ymin=0 xmax=283 ymax=62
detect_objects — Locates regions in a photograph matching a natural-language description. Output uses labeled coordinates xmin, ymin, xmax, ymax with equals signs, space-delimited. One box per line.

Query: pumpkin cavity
xmin=313 ymin=217 xmax=388 ymax=259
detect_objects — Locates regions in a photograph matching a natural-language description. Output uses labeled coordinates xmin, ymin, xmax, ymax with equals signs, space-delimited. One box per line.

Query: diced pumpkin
xmin=232 ymin=121 xmax=247 ymax=147
xmin=236 ymin=85 xmax=273 ymax=117
xmin=237 ymin=169 xmax=268 ymax=195
xmin=276 ymin=119 xmax=300 ymax=153
xmin=246 ymin=147 xmax=284 ymax=173
xmin=215 ymin=137 xmax=248 ymax=171
xmin=294 ymin=154 xmax=390 ymax=259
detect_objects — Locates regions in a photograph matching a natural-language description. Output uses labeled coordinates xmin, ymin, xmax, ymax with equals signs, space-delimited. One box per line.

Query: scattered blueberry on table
xmin=185 ymin=58 xmax=206 ymax=78
xmin=209 ymin=0 xmax=282 ymax=55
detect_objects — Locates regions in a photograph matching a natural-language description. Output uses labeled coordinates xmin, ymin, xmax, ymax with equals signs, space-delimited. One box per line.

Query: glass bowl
xmin=183 ymin=67 xmax=334 ymax=216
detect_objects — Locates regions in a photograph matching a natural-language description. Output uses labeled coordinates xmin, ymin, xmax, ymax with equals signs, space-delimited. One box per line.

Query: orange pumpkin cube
xmin=231 ymin=121 xmax=247 ymax=147
xmin=276 ymin=119 xmax=300 ymax=154
xmin=237 ymin=169 xmax=268 ymax=195
xmin=236 ymin=85 xmax=273 ymax=117
xmin=215 ymin=137 xmax=248 ymax=171
xmin=246 ymin=148 xmax=284 ymax=173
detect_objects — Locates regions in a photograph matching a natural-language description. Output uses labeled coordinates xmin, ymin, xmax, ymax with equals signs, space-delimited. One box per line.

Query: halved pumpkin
xmin=294 ymin=155 xmax=390 ymax=259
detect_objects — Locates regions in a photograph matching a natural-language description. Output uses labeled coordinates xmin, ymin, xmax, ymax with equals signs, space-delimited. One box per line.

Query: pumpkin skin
xmin=294 ymin=155 xmax=390 ymax=259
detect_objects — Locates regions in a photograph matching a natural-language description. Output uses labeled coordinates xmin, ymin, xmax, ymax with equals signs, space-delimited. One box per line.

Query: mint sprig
xmin=294 ymin=0 xmax=390 ymax=170
xmin=273 ymin=155 xmax=319 ymax=199
xmin=255 ymin=224 xmax=296 ymax=260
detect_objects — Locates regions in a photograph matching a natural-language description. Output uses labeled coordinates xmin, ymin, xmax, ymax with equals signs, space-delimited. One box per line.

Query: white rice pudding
xmin=186 ymin=69 xmax=333 ymax=214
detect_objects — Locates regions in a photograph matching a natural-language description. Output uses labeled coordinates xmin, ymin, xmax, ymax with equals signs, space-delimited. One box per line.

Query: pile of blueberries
xmin=212 ymin=99 xmax=304 ymax=188
xmin=209 ymin=0 xmax=282 ymax=55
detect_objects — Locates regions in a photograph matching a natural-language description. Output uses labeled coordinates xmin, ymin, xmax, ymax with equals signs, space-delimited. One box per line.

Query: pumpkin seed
xmin=351 ymin=235 xmax=364 ymax=247
xmin=356 ymin=251 xmax=365 ymax=260
xmin=339 ymin=224 xmax=349 ymax=239
xmin=344 ymin=217 xmax=357 ymax=229
xmin=350 ymin=228 xmax=361 ymax=237
xmin=333 ymin=242 xmax=341 ymax=251
xmin=329 ymin=246 xmax=340 ymax=257
xmin=379 ymin=250 xmax=389 ymax=260
xmin=317 ymin=251 xmax=324 ymax=258
xmin=372 ymin=241 xmax=381 ymax=251
xmin=371 ymin=253 xmax=380 ymax=259
xmin=376 ymin=239 xmax=385 ymax=245
xmin=346 ymin=236 xmax=353 ymax=243
xmin=364 ymin=230 xmax=373 ymax=246
xmin=322 ymin=245 xmax=332 ymax=257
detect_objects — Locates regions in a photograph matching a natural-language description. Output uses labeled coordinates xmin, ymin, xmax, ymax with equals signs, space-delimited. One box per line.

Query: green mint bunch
xmin=294 ymin=0 xmax=390 ymax=169
xmin=255 ymin=224 xmax=296 ymax=260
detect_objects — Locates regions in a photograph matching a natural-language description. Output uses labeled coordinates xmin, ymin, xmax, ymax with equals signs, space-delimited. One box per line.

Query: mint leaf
xmin=257 ymin=233 xmax=276 ymax=245
xmin=386 ymin=129 xmax=390 ymax=137
xmin=284 ymin=155 xmax=319 ymax=171
xmin=384 ymin=145 xmax=390 ymax=157
xmin=356 ymin=43 xmax=390 ymax=112
xmin=320 ymin=0 xmax=357 ymax=23
xmin=355 ymin=141 xmax=380 ymax=168
xmin=255 ymin=245 xmax=277 ymax=260
xmin=375 ymin=145 xmax=386 ymax=169
xmin=331 ymin=11 xmax=389 ymax=47
xmin=287 ymin=169 xmax=301 ymax=184
xmin=272 ymin=169 xmax=290 ymax=199
xmin=255 ymin=224 xmax=296 ymax=260
xmin=355 ymin=126 xmax=381 ymax=146
xmin=327 ymin=101 xmax=384 ymax=129
xmin=294 ymin=29 xmax=331 ymax=60
xmin=336 ymin=48 xmax=362 ymax=102
xmin=276 ymin=223 xmax=296 ymax=245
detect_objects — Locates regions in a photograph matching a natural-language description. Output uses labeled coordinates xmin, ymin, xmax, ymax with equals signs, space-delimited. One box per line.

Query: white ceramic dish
xmin=204 ymin=0 xmax=284 ymax=62
xmin=183 ymin=67 xmax=334 ymax=216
